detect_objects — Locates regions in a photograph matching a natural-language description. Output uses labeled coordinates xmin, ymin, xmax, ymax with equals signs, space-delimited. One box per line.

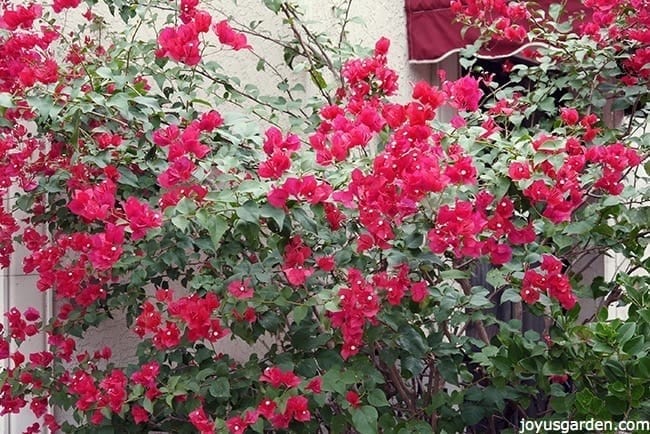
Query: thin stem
xmin=337 ymin=0 xmax=353 ymax=50
xmin=284 ymin=3 xmax=338 ymax=80
xmin=248 ymin=51 xmax=311 ymax=119
xmin=193 ymin=68 xmax=299 ymax=124
xmin=280 ymin=4 xmax=333 ymax=104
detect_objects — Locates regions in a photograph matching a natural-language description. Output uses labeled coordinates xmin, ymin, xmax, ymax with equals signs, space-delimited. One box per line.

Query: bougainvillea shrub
xmin=0 ymin=0 xmax=648 ymax=433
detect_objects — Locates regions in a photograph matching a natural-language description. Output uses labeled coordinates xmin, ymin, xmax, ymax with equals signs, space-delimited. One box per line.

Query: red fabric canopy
xmin=405 ymin=0 xmax=587 ymax=62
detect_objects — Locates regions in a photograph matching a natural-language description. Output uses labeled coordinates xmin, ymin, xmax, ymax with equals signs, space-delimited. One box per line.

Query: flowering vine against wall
xmin=0 ymin=0 xmax=648 ymax=433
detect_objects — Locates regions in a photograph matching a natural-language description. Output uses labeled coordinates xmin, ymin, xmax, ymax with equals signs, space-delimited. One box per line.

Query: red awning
xmin=405 ymin=0 xmax=586 ymax=62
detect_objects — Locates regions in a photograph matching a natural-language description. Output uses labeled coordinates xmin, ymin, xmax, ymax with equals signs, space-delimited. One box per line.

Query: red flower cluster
xmin=346 ymin=390 xmax=362 ymax=408
xmin=320 ymin=58 xmax=502 ymax=255
xmin=282 ymin=235 xmax=314 ymax=286
xmin=427 ymin=190 xmax=538 ymax=265
xmin=522 ymin=255 xmax=576 ymax=309
xmin=66 ymin=370 xmax=100 ymax=413
xmin=52 ymin=0 xmax=81 ymax=13
xmin=88 ymin=223 xmax=124 ymax=270
xmin=586 ymin=142 xmax=642 ymax=195
xmin=515 ymin=123 xmax=641 ymax=224
xmin=214 ymin=20 xmax=251 ymax=50
xmin=0 ymin=4 xmax=42 ymax=30
xmin=93 ymin=132 xmax=122 ymax=149
xmin=0 ymin=12 xmax=58 ymax=93
xmin=328 ymin=269 xmax=380 ymax=359
xmin=427 ymin=200 xmax=480 ymax=258
xmin=341 ymin=39 xmax=398 ymax=100
xmin=442 ymin=76 xmax=483 ymax=112
xmin=372 ymin=264 xmax=430 ymax=305
xmin=268 ymin=175 xmax=332 ymax=208
xmin=249 ymin=367 xmax=315 ymax=429
xmin=259 ymin=366 xmax=301 ymax=388
xmin=0 ymin=207 xmax=19 ymax=268
xmin=156 ymin=6 xmax=211 ymax=66
xmin=250 ymin=395 xmax=311 ymax=430
xmin=68 ymin=179 xmax=116 ymax=222
xmin=3 ymin=307 xmax=40 ymax=344
xmin=226 ymin=410 xmax=259 ymax=433
xmin=303 ymin=43 xmax=402 ymax=166
xmin=228 ymin=278 xmax=255 ymax=299
xmin=450 ymin=0 xmax=532 ymax=44
xmin=97 ymin=369 xmax=128 ymax=414
xmin=153 ymin=123 xmax=211 ymax=162
xmin=57 ymin=362 xmax=139 ymax=424
xmin=124 ymin=196 xmax=162 ymax=240
xmin=508 ymin=161 xmax=532 ymax=181
xmin=154 ymin=112 xmax=222 ymax=193
xmin=189 ymin=406 xmax=215 ymax=434
xmin=258 ymin=127 xmax=300 ymax=179
xmin=134 ymin=291 xmax=228 ymax=349
xmin=584 ymin=0 xmax=650 ymax=82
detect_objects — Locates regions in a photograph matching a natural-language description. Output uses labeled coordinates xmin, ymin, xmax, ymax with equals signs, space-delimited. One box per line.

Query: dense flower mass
xmin=0 ymin=0 xmax=647 ymax=432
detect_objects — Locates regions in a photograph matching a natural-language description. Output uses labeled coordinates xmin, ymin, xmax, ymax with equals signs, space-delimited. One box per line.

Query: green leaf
xmin=553 ymin=234 xmax=574 ymax=250
xmin=550 ymin=394 xmax=573 ymax=413
xmin=542 ymin=359 xmax=565 ymax=375
xmin=107 ymin=92 xmax=131 ymax=118
xmin=236 ymin=200 xmax=260 ymax=224
xmin=603 ymin=359 xmax=625 ymax=382
xmin=0 ymin=92 xmax=12 ymax=108
xmin=633 ymin=357 xmax=650 ymax=378
xmin=402 ymin=356 xmax=425 ymax=378
xmin=486 ymin=268 xmax=508 ymax=288
xmin=366 ymin=389 xmax=389 ymax=407
xmin=132 ymin=96 xmax=161 ymax=111
xmin=196 ymin=210 xmax=229 ymax=249
xmin=171 ymin=215 xmax=190 ymax=232
xmin=259 ymin=311 xmax=282 ymax=332
xmin=322 ymin=369 xmax=347 ymax=395
xmin=565 ymin=221 xmax=593 ymax=235
xmin=500 ymin=288 xmax=521 ymax=303
xmin=617 ymin=322 xmax=636 ymax=345
xmin=142 ymin=398 xmax=154 ymax=414
xmin=493 ymin=176 xmax=511 ymax=200
xmin=638 ymin=308 xmax=650 ymax=325
xmin=460 ymin=403 xmax=485 ymax=425
xmin=208 ymin=377 xmax=230 ymax=398
xmin=117 ymin=167 xmax=143 ymax=188
xmin=310 ymin=70 xmax=327 ymax=90
xmin=397 ymin=326 xmax=428 ymax=359
xmin=260 ymin=203 xmax=285 ymax=228
xmin=440 ymin=269 xmax=470 ymax=280
xmin=604 ymin=395 xmax=627 ymax=415
xmin=351 ymin=405 xmax=378 ymax=434
xmin=548 ymin=2 xmax=562 ymax=20
xmin=622 ymin=337 xmax=643 ymax=357
xmin=292 ymin=207 xmax=318 ymax=234
xmin=177 ymin=197 xmax=198 ymax=215
xmin=293 ymin=305 xmax=309 ymax=324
